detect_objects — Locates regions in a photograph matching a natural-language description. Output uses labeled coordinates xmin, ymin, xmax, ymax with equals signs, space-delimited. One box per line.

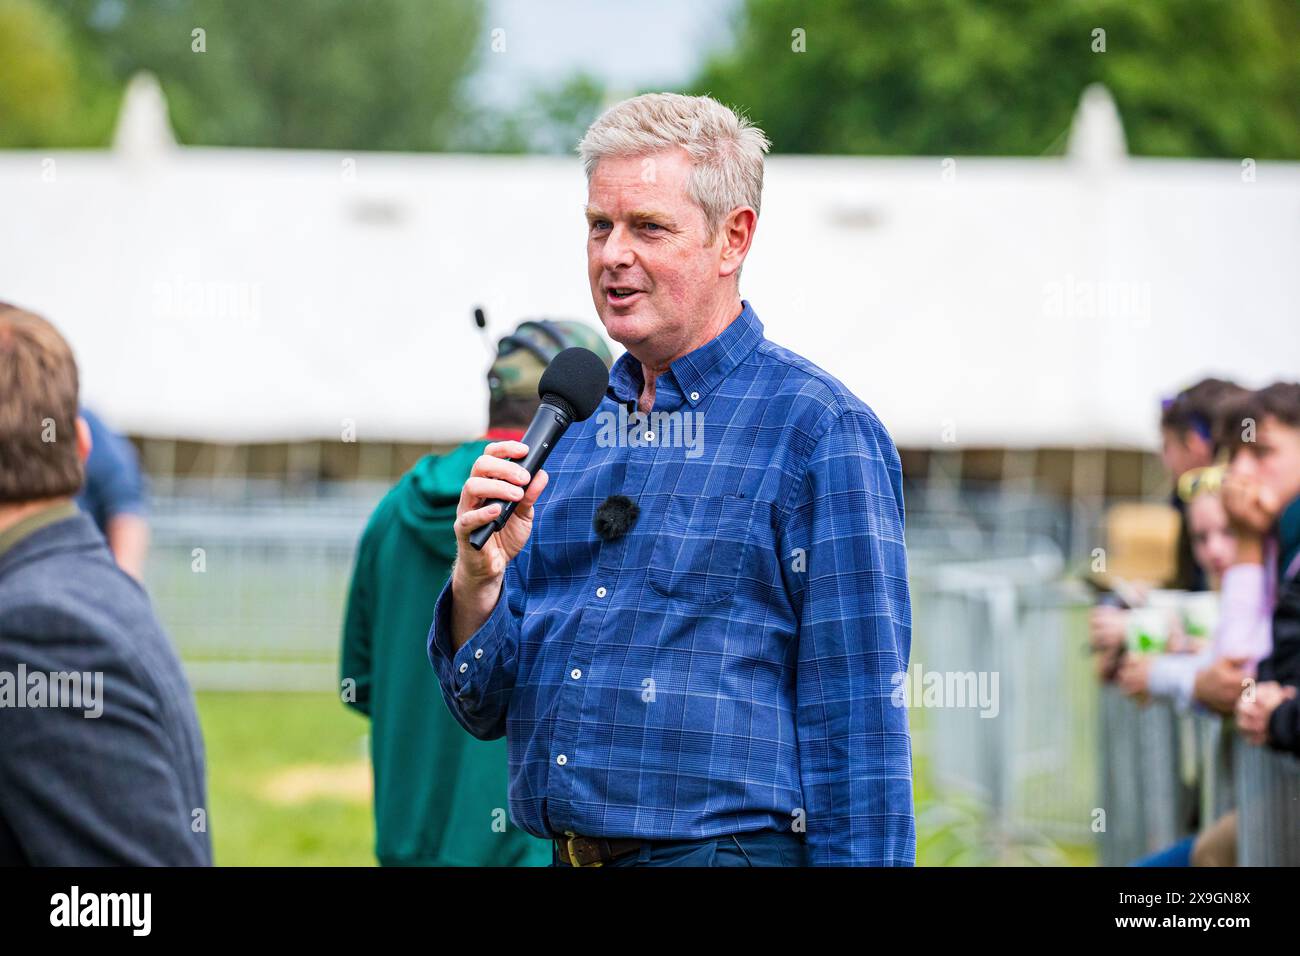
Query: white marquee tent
xmin=2 ymin=78 xmax=1297 ymax=449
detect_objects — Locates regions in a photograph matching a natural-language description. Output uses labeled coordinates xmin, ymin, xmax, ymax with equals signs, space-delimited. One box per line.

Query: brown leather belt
xmin=554 ymin=830 xmax=644 ymax=867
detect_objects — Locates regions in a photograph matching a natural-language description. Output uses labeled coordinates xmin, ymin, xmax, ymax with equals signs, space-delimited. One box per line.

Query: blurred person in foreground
xmin=77 ymin=406 xmax=150 ymax=580
xmin=1090 ymin=378 xmax=1248 ymax=678
xmin=1162 ymin=379 xmax=1249 ymax=591
xmin=1227 ymin=384 xmax=1300 ymax=755
xmin=1119 ymin=470 xmax=1270 ymax=866
xmin=341 ymin=319 xmax=612 ymax=867
xmin=1118 ymin=466 xmax=1277 ymax=714
xmin=430 ymin=93 xmax=914 ymax=867
xmin=0 ymin=302 xmax=210 ymax=865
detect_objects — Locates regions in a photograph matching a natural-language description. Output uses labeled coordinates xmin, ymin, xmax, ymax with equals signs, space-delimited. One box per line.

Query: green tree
xmin=530 ymin=71 xmax=607 ymax=154
xmin=46 ymin=0 xmax=485 ymax=149
xmin=690 ymin=0 xmax=1300 ymax=158
xmin=0 ymin=0 xmax=119 ymax=146
xmin=0 ymin=0 xmax=75 ymax=144
xmin=446 ymin=70 xmax=608 ymax=154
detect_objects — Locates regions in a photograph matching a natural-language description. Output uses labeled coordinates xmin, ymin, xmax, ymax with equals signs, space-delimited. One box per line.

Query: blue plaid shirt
xmin=429 ymin=300 xmax=914 ymax=865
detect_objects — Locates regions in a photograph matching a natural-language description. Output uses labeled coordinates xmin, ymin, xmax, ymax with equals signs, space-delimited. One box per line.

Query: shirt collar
xmin=606 ymin=299 xmax=765 ymax=411
xmin=0 ymin=500 xmax=79 ymax=562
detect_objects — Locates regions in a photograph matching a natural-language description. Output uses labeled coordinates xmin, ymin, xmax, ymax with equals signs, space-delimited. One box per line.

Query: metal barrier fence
xmin=146 ymin=480 xmax=1073 ymax=695
xmin=1096 ymin=692 xmax=1300 ymax=866
xmin=1095 ymin=688 xmax=1197 ymax=865
xmin=912 ymin=554 xmax=1300 ymax=865
xmin=908 ymin=546 xmax=1100 ymax=850
xmin=145 ymin=482 xmax=1100 ymax=853
xmin=1198 ymin=712 xmax=1236 ymax=826
xmin=144 ymin=479 xmax=386 ymax=691
xmin=1234 ymin=737 xmax=1300 ymax=865
xmin=139 ymin=480 xmax=1300 ymax=863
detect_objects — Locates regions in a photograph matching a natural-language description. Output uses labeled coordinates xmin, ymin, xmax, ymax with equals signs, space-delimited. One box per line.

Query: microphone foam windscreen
xmin=594 ymin=495 xmax=639 ymax=542
xmin=538 ymin=347 xmax=609 ymax=422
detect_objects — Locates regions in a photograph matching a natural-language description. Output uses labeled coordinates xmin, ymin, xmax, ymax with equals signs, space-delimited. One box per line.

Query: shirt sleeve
xmin=1215 ymin=563 xmax=1273 ymax=672
xmin=427 ymin=553 xmax=527 ymax=741
xmin=85 ymin=411 xmax=149 ymax=519
xmin=780 ymin=406 xmax=915 ymax=866
xmin=1263 ymin=568 xmax=1300 ymax=754
xmin=1148 ymin=650 xmax=1210 ymax=712
xmin=1268 ymin=698 xmax=1300 ymax=756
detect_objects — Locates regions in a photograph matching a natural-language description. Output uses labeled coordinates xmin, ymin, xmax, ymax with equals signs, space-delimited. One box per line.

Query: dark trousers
xmin=550 ymin=830 xmax=806 ymax=867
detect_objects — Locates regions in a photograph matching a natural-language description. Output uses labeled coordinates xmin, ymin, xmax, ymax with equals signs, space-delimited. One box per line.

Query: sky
xmin=467 ymin=0 xmax=742 ymax=110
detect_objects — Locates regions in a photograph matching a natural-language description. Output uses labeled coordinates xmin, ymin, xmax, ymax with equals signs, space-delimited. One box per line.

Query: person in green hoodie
xmin=340 ymin=318 xmax=613 ymax=866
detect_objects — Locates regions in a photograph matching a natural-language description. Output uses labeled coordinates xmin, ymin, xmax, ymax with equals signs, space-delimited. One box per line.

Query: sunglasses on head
xmin=1177 ymin=464 xmax=1226 ymax=503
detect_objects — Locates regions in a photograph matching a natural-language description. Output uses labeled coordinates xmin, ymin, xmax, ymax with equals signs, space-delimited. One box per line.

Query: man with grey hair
xmin=429 ymin=93 xmax=914 ymax=866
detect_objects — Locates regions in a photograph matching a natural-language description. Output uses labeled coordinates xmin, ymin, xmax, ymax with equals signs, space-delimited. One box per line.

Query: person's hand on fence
xmin=1089 ymin=605 xmax=1128 ymax=653
xmin=1116 ymin=653 xmax=1152 ymax=700
xmin=1194 ymin=657 xmax=1251 ymax=716
xmin=1093 ymin=644 xmax=1124 ymax=684
xmin=1236 ymin=680 xmax=1297 ymax=745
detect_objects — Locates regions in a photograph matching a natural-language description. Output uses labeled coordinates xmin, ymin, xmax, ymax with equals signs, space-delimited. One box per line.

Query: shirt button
xmin=556 ymin=754 xmax=568 ymax=766
xmin=571 ymin=668 xmax=582 ymax=680
xmin=596 ymin=586 xmax=607 ymax=598
xmin=690 ymin=391 xmax=700 ymax=402
xmin=474 ymin=648 xmax=483 ymax=659
xmin=644 ymin=430 xmax=655 ymax=441
xmin=458 ymin=662 xmax=468 ymax=674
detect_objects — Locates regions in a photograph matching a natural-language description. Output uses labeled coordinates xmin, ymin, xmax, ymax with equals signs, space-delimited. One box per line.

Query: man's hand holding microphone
xmin=449 ymin=441 xmax=549 ymax=650
xmin=447 ymin=346 xmax=610 ymax=651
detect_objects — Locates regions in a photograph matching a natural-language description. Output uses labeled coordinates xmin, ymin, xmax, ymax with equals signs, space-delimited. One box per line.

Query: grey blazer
xmin=0 ymin=512 xmax=212 ymax=865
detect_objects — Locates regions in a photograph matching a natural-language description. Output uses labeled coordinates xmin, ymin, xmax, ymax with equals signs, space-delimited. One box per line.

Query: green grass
xmin=197 ymin=690 xmax=1097 ymax=866
xmin=911 ymin=710 xmax=1098 ymax=867
xmin=197 ymin=691 xmax=375 ymax=866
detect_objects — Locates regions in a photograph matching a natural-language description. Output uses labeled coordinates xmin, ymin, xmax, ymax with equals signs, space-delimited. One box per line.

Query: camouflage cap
xmin=489 ymin=319 xmax=614 ymax=402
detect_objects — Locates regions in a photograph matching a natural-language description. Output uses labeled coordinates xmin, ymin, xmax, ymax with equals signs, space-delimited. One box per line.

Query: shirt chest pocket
xmin=646 ymin=494 xmax=757 ymax=605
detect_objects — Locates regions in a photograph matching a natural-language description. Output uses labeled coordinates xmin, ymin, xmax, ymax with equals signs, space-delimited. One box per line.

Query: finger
xmin=464 ymin=476 xmax=526 ymax=503
xmin=484 ymin=440 xmax=530 ymax=460
xmin=513 ymin=468 xmax=550 ymax=521
xmin=454 ymin=501 xmax=503 ymax=540
xmin=472 ymin=454 xmax=533 ymax=485
xmin=519 ymin=468 xmax=549 ymax=507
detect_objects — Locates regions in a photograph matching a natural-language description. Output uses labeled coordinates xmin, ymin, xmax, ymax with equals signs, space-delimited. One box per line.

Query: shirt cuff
xmin=428 ymin=575 xmax=511 ymax=704
xmin=1147 ymin=652 xmax=1205 ymax=712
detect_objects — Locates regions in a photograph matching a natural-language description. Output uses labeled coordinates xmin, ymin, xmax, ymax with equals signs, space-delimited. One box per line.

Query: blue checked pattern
xmin=429 ymin=300 xmax=914 ymax=865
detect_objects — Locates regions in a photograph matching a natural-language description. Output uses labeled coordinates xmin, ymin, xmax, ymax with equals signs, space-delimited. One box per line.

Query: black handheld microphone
xmin=468 ymin=346 xmax=608 ymax=551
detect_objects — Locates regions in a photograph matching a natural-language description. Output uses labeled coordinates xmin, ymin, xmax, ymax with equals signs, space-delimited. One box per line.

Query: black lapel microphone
xmin=594 ymin=495 xmax=639 ymax=542
xmin=469 ymin=347 xmax=608 ymax=551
